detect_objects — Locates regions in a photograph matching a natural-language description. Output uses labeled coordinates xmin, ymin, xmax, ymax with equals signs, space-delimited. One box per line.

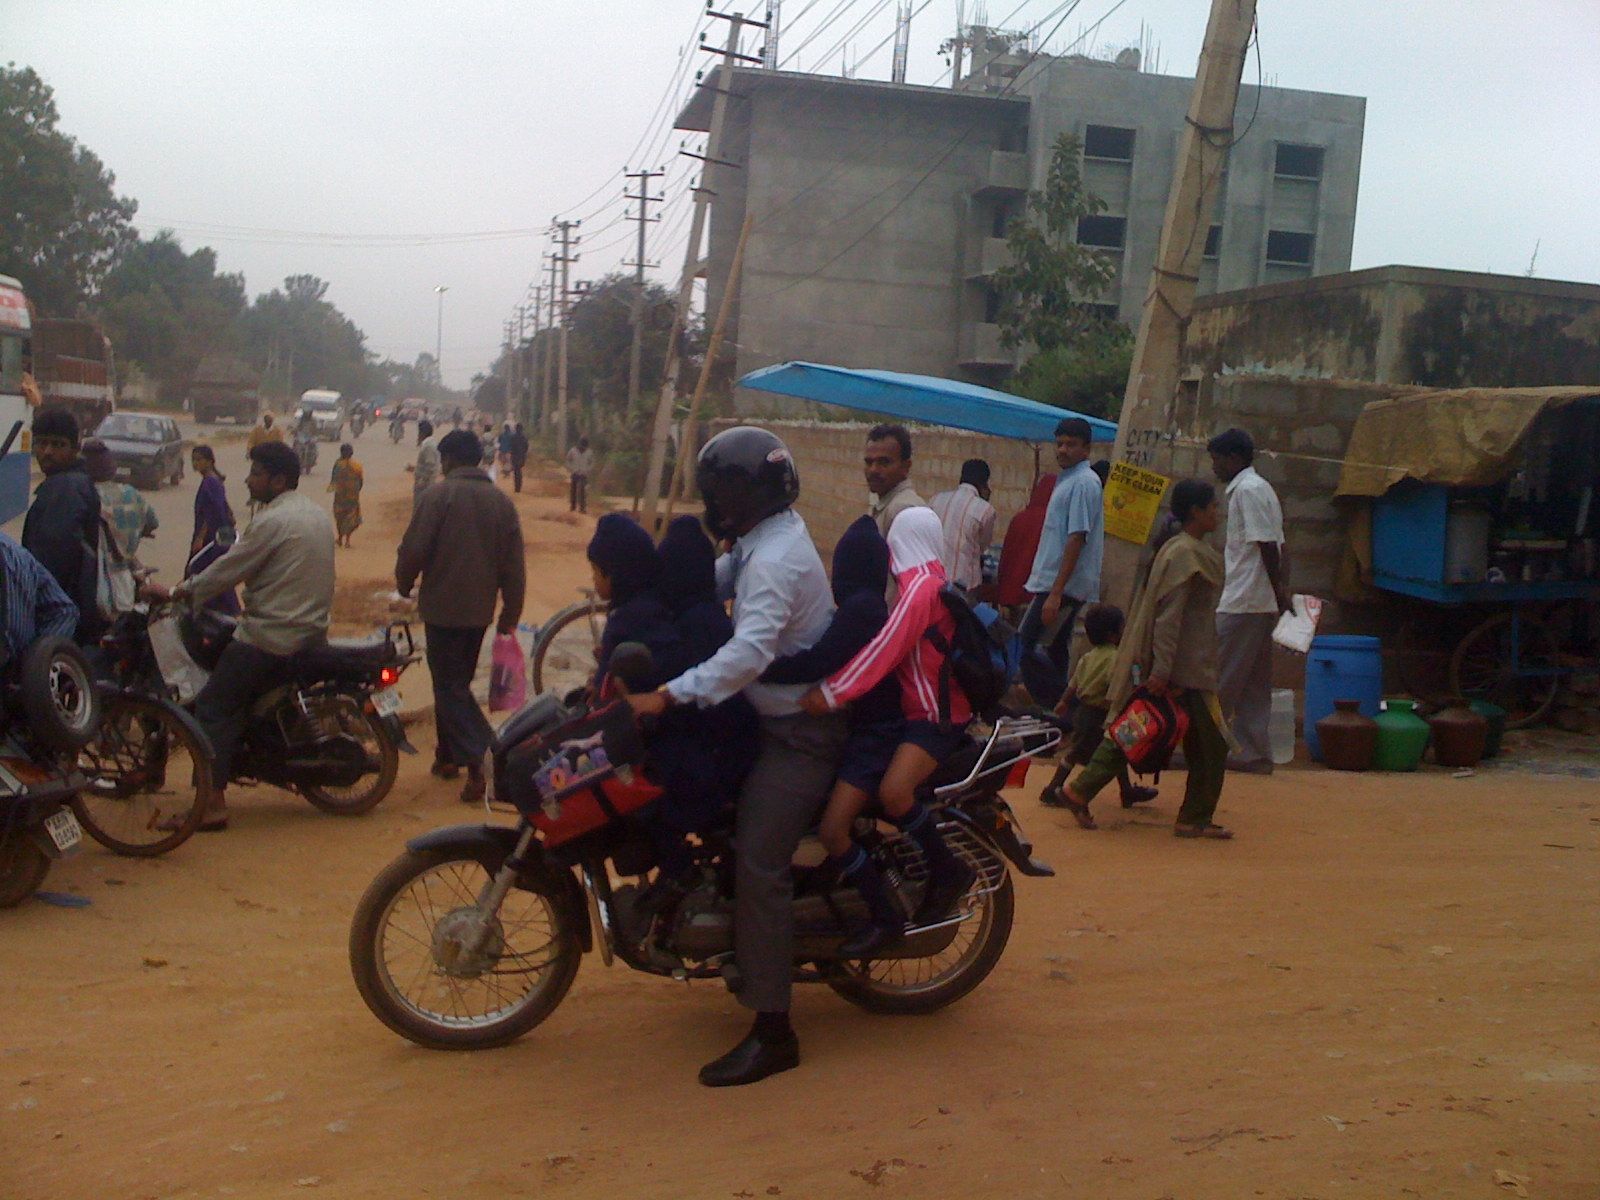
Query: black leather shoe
xmin=698 ymin=1032 xmax=800 ymax=1087
xmin=913 ymin=861 xmax=976 ymax=924
xmin=838 ymin=920 xmax=903 ymax=959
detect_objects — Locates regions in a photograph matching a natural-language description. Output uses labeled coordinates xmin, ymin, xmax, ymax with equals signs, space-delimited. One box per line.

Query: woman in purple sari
xmin=185 ymin=445 xmax=240 ymax=615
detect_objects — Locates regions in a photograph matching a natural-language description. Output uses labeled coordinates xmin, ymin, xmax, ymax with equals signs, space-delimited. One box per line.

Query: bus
xmin=0 ymin=274 xmax=31 ymax=525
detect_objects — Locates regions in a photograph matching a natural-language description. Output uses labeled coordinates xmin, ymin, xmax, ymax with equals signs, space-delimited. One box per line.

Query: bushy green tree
xmin=0 ymin=64 xmax=137 ymax=314
xmin=990 ymin=133 xmax=1117 ymax=353
xmin=1010 ymin=321 xmax=1134 ymax=420
xmin=241 ymin=274 xmax=378 ymax=401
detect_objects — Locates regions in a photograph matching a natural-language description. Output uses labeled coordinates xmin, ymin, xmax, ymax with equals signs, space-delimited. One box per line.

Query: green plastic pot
xmin=1469 ymin=699 xmax=1507 ymax=758
xmin=1373 ymin=698 xmax=1431 ymax=772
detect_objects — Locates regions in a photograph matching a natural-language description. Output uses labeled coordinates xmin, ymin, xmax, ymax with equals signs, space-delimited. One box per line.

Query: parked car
xmin=92 ymin=412 xmax=185 ymax=490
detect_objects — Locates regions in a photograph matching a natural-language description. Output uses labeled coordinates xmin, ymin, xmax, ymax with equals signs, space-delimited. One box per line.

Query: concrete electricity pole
xmin=540 ymin=254 xmax=559 ymax=435
xmin=552 ymin=219 xmax=580 ymax=457
xmin=432 ymin=284 xmax=448 ymax=395
xmin=624 ymin=166 xmax=663 ymax=418
xmin=1100 ymin=0 xmax=1258 ymax=611
xmin=640 ymin=6 xmax=765 ymax=529
xmin=526 ymin=284 xmax=544 ymax=430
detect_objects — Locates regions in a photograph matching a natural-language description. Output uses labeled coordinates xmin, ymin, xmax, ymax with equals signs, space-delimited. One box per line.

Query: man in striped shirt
xmin=0 ymin=532 xmax=79 ymax=666
xmin=928 ymin=458 xmax=997 ymax=593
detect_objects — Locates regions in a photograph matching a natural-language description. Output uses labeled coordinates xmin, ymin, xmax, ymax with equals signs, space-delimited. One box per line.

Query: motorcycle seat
xmin=294 ymin=634 xmax=397 ymax=675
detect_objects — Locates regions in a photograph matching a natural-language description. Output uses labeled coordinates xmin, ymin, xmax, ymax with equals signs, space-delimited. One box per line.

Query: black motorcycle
xmin=349 ymin=646 xmax=1060 ymax=1051
xmin=80 ymin=605 xmax=420 ymax=856
xmin=0 ymin=638 xmax=101 ymax=906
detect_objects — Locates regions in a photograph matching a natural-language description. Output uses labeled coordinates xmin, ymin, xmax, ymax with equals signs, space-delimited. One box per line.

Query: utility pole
xmin=552 ymin=219 xmax=579 ymax=458
xmin=762 ymin=1 xmax=781 ymax=67
xmin=1100 ymin=0 xmax=1258 ymax=610
xmin=640 ymin=6 xmax=765 ymax=529
xmin=514 ymin=304 xmax=529 ymax=425
xmin=540 ymin=254 xmax=558 ymax=436
xmin=891 ymin=2 xmax=912 ymax=84
xmin=433 ymin=285 xmax=448 ymax=397
xmin=526 ymin=284 xmax=543 ymax=430
xmin=624 ymin=166 xmax=664 ymax=419
xmin=502 ymin=319 xmax=514 ymax=419
xmin=949 ymin=0 xmax=965 ymax=87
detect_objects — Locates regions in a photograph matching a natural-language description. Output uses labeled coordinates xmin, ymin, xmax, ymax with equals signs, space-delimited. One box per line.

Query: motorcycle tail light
xmin=379 ymin=667 xmax=400 ymax=688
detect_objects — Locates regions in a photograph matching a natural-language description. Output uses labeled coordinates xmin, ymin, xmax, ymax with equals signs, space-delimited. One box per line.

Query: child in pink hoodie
xmin=801 ymin=507 xmax=976 ymax=957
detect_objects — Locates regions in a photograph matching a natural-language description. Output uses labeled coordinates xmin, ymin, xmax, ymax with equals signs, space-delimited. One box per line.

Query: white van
xmin=298 ymin=389 xmax=344 ymax=441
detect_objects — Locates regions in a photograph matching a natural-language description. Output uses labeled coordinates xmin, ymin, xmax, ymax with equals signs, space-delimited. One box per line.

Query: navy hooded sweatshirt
xmin=761 ymin=515 xmax=901 ymax=727
xmin=587 ymin=513 xmax=681 ymax=690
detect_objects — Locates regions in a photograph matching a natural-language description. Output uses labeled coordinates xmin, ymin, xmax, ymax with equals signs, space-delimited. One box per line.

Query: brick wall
xmin=708 ymin=418 xmax=1112 ymax=562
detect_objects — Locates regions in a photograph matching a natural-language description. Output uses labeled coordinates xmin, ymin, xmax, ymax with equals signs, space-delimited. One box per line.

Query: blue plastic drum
xmin=1304 ymin=635 xmax=1383 ymax=761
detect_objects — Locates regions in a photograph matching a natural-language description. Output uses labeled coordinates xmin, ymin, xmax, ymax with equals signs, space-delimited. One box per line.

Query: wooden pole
xmin=1099 ymin=0 xmax=1257 ymax=611
xmin=663 ymin=214 xmax=754 ymax=520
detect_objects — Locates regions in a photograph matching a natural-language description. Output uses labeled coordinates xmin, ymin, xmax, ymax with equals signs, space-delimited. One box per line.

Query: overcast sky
xmin=9 ymin=0 xmax=1599 ymax=387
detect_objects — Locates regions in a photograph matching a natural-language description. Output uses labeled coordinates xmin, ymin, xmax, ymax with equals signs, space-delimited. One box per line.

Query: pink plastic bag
xmin=489 ymin=633 xmax=528 ymax=712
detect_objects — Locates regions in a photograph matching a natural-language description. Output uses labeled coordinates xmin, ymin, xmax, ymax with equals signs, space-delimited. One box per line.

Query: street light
xmin=433 ymin=284 xmax=448 ymax=392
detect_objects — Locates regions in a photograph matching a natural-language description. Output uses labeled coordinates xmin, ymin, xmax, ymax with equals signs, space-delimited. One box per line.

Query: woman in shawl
xmin=798 ymin=507 xmax=976 ymax=956
xmin=1057 ymin=478 xmax=1234 ymax=839
xmin=185 ymin=445 xmax=239 ymax=616
xmin=996 ymin=472 xmax=1057 ymax=614
xmin=328 ymin=443 xmax=364 ymax=548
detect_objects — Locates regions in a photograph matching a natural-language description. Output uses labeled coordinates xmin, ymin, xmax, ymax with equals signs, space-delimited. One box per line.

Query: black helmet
xmin=695 ymin=426 xmax=800 ymax=539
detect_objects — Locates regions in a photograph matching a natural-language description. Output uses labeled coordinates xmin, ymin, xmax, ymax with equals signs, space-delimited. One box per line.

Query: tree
xmin=239 ymin=274 xmax=378 ymax=402
xmin=96 ymin=231 xmax=247 ymax=399
xmin=1010 ymin=322 xmax=1134 ymax=420
xmin=990 ymin=133 xmax=1117 ymax=353
xmin=0 ymin=65 xmax=137 ymax=315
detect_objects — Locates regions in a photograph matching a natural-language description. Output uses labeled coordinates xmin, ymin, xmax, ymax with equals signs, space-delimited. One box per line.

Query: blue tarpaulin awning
xmin=737 ymin=361 xmax=1118 ymax=444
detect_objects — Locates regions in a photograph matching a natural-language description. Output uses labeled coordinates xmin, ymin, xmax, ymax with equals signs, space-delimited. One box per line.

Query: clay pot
xmin=1429 ymin=701 xmax=1489 ymax=768
xmin=1373 ymin=698 xmax=1431 ymax=772
xmin=1315 ymin=699 xmax=1377 ymax=771
xmin=1469 ymin=699 xmax=1507 ymax=758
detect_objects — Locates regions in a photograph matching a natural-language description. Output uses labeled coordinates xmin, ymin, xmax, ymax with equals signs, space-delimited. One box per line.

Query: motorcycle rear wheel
xmin=349 ymin=848 xmax=582 ymax=1050
xmin=0 ymin=834 xmax=50 ymax=908
xmin=302 ymin=708 xmax=399 ymax=815
xmin=826 ymin=869 xmax=1014 ymax=1016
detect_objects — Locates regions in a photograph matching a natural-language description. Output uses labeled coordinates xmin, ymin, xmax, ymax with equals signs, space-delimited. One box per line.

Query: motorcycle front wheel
xmin=826 ymin=861 xmax=1015 ymax=1016
xmin=349 ymin=848 xmax=582 ymax=1050
xmin=0 ymin=833 xmax=50 ymax=908
xmin=301 ymin=707 xmax=399 ymax=815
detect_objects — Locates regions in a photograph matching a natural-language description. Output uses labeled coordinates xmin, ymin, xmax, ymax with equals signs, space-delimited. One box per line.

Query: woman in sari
xmin=328 ymin=443 xmax=364 ymax=548
xmin=186 ymin=445 xmax=239 ymax=616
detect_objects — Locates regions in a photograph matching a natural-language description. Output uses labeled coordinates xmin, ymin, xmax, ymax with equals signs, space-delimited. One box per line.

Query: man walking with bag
xmin=396 ymin=430 xmax=525 ymax=803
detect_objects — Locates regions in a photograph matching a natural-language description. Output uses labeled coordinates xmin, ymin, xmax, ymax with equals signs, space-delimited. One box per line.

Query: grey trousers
xmin=733 ymin=710 xmax=848 ymax=1013
xmin=1216 ymin=611 xmax=1277 ymax=765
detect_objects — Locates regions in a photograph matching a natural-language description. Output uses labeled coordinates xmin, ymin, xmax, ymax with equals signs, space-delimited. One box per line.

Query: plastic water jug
xmin=1269 ymin=688 xmax=1296 ymax=764
xmin=1304 ymin=635 xmax=1384 ymax=761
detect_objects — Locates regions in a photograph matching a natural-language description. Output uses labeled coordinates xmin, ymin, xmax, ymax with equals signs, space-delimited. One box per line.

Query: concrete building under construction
xmin=676 ymin=30 xmax=1366 ymax=401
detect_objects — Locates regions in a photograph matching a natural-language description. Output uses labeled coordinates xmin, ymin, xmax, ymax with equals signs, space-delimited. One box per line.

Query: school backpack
xmin=924 ymin=587 xmax=1014 ymax=724
xmin=1107 ymin=687 xmax=1190 ymax=777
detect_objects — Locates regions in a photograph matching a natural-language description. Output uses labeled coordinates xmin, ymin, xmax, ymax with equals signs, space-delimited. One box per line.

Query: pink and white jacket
xmin=820 ymin=507 xmax=971 ymax=726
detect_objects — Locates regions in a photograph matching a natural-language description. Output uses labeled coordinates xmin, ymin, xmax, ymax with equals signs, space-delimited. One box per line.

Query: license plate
xmin=371 ymin=687 xmax=402 ymax=718
xmin=44 ymin=808 xmax=82 ymax=853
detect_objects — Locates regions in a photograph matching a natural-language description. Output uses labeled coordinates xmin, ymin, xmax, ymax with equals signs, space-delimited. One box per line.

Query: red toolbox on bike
xmin=502 ymin=701 xmax=662 ymax=846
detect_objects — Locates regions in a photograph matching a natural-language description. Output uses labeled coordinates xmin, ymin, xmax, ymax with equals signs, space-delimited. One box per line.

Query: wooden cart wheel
xmin=1448 ymin=612 xmax=1560 ymax=729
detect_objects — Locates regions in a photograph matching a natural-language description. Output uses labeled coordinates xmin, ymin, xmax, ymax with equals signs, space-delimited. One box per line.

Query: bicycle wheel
xmin=74 ymin=694 xmax=213 ymax=856
xmin=531 ymin=600 xmax=606 ymax=697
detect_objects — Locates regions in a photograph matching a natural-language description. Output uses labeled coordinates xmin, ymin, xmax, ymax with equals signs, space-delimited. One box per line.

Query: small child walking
xmin=1038 ymin=603 xmax=1158 ymax=814
xmin=800 ymin=507 xmax=977 ymax=957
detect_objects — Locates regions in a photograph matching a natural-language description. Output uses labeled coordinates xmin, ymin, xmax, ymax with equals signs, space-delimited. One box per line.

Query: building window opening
xmin=1083 ymin=124 xmax=1136 ymax=162
xmin=991 ymin=200 xmax=1018 ymax=239
xmin=1274 ymin=143 xmax=1324 ymax=180
xmin=983 ymin=287 xmax=1004 ymax=324
xmin=1203 ymin=224 xmax=1222 ymax=260
xmin=1076 ymin=215 xmax=1127 ymax=250
xmin=1265 ymin=229 xmax=1315 ymax=266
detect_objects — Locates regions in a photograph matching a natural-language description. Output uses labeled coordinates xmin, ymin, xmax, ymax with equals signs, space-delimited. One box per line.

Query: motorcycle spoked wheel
xmin=0 ymin=832 xmax=50 ymax=908
xmin=300 ymin=706 xmax=399 ymax=815
xmin=825 ymin=845 xmax=1015 ymax=1016
xmin=349 ymin=847 xmax=582 ymax=1050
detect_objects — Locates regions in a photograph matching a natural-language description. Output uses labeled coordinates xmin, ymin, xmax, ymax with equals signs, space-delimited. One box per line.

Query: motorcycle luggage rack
xmin=932 ymin=716 xmax=1061 ymax=800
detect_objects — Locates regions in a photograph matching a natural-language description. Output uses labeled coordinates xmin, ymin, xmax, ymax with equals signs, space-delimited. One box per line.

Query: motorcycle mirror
xmin=608 ymin=642 xmax=655 ymax=696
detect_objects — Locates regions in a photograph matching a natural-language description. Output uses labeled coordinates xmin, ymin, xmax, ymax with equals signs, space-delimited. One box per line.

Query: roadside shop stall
xmin=1337 ymin=386 xmax=1600 ymax=727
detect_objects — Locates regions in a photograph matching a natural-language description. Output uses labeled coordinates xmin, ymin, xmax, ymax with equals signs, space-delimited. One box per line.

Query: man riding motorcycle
xmin=626 ymin=427 xmax=845 ymax=1088
xmin=146 ymin=440 xmax=336 ymax=830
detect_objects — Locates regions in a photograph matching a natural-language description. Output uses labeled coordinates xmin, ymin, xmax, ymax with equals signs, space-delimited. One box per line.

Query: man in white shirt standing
xmin=566 ymin=436 xmax=595 ymax=513
xmin=928 ymin=458 xmax=997 ymax=593
xmin=1208 ymin=428 xmax=1290 ymax=775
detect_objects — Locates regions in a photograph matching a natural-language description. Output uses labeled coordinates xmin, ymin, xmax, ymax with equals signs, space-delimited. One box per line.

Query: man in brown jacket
xmin=396 ymin=429 xmax=526 ymax=802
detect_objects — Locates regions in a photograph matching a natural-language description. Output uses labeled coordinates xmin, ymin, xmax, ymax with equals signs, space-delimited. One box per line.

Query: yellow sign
xmin=1103 ymin=461 xmax=1171 ymax=545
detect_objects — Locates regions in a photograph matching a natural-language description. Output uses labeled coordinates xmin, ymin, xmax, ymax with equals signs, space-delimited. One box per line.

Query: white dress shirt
xmin=1218 ymin=465 xmax=1285 ymax=614
xmin=664 ymin=508 xmax=835 ymax=717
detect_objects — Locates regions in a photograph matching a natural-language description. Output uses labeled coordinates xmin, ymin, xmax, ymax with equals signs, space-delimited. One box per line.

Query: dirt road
xmin=6 ymin=459 xmax=1598 ymax=1200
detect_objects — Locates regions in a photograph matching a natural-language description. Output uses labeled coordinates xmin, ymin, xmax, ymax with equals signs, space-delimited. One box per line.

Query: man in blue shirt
xmin=1019 ymin=417 xmax=1104 ymax=705
xmin=627 ymin=427 xmax=846 ymax=1088
xmin=0 ymin=531 xmax=80 ymax=667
